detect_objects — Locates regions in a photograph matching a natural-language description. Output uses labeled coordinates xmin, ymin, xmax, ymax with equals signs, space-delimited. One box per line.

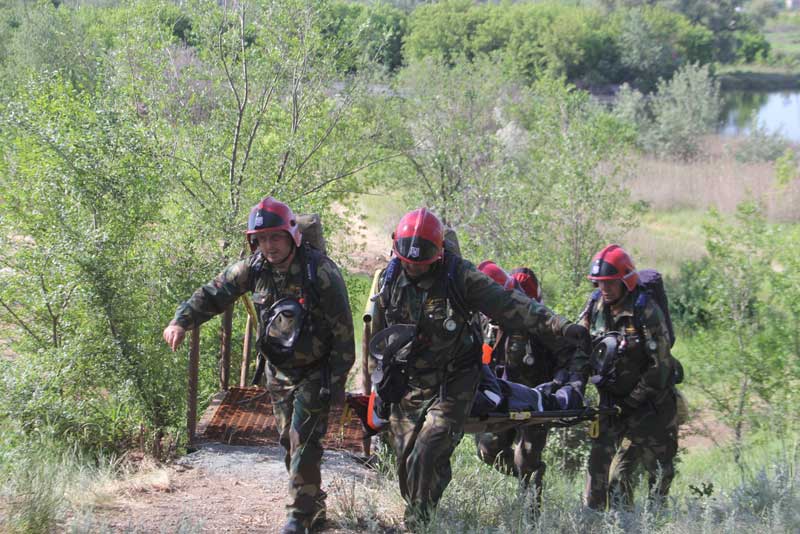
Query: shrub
xmin=667 ymin=257 xmax=716 ymax=331
xmin=736 ymin=31 xmax=771 ymax=64
xmin=645 ymin=63 xmax=721 ymax=160
xmin=734 ymin=121 xmax=791 ymax=163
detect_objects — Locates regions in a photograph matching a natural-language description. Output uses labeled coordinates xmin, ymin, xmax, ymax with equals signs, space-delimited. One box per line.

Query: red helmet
xmin=245 ymin=197 xmax=302 ymax=252
xmin=510 ymin=267 xmax=541 ymax=302
xmin=588 ymin=244 xmax=639 ymax=291
xmin=478 ymin=260 xmax=514 ymax=290
xmin=392 ymin=208 xmax=444 ymax=265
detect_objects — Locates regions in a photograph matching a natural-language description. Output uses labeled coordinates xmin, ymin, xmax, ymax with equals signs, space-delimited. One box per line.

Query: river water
xmin=719 ymin=90 xmax=800 ymax=142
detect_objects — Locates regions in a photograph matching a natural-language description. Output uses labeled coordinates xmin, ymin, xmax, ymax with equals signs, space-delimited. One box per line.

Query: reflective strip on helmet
xmin=394 ymin=236 xmax=440 ymax=263
xmin=248 ymin=210 xmax=286 ymax=232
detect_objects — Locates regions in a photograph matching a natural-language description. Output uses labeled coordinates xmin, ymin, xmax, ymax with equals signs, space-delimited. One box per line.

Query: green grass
xmin=766 ymin=15 xmax=800 ymax=59
xmin=367 ymin=427 xmax=800 ymax=533
xmin=0 ymin=435 xmax=119 ymax=534
xmin=624 ymin=209 xmax=710 ymax=279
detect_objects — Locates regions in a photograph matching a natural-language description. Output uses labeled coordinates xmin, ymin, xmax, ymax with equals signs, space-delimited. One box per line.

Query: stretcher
xmin=345 ymin=393 xmax=617 ymax=438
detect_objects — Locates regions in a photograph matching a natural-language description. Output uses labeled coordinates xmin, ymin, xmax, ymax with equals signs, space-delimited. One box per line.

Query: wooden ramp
xmin=196 ymin=387 xmax=369 ymax=454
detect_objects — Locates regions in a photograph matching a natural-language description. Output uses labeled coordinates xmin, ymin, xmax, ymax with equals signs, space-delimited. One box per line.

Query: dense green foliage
xmin=0 ymin=1 xmax=798 ymax=532
xmin=0 ymin=0 xmax=385 ymax=461
xmin=402 ymin=1 xmax=716 ymax=91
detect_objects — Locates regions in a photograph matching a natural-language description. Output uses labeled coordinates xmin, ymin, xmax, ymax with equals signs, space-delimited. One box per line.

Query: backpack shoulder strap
xmin=378 ymin=257 xmax=401 ymax=308
xmin=444 ymin=251 xmax=471 ymax=320
xmin=633 ymin=288 xmax=648 ymax=333
xmin=579 ymin=288 xmax=601 ymax=324
xmin=247 ymin=252 xmax=266 ymax=293
xmin=300 ymin=243 xmax=322 ymax=308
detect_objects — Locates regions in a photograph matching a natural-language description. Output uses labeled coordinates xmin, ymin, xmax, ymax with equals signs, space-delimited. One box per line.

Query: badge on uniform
xmin=443 ymin=318 xmax=457 ymax=332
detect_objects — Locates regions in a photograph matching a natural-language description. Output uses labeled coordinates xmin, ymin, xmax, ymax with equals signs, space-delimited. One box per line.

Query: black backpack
xmin=634 ymin=269 xmax=675 ymax=348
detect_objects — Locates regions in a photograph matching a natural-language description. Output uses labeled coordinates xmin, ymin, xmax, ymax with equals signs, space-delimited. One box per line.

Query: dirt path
xmin=91 ymin=443 xmax=403 ymax=533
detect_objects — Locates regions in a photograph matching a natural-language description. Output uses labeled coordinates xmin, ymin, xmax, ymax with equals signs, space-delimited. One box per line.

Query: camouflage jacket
xmin=171 ymin=247 xmax=355 ymax=386
xmin=579 ymin=289 xmax=672 ymax=406
xmin=373 ymin=254 xmax=584 ymax=391
xmin=481 ymin=317 xmax=583 ymax=387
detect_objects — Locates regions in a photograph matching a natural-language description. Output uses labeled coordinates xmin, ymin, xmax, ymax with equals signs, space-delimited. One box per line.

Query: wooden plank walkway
xmin=196 ymin=387 xmax=369 ymax=454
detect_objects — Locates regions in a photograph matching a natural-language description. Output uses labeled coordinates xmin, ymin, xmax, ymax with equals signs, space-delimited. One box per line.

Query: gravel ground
xmin=88 ymin=442 xmax=403 ymax=533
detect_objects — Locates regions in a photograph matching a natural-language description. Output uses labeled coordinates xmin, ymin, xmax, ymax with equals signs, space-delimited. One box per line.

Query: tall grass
xmin=627 ymin=136 xmax=799 ymax=222
xmin=340 ymin=431 xmax=800 ymax=533
xmin=0 ymin=432 xmax=120 ymax=533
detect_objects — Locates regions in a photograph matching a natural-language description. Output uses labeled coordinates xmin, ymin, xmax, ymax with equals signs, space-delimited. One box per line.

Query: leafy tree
xmin=612 ymin=5 xmax=713 ymax=91
xmin=488 ymin=76 xmax=641 ymax=315
xmin=384 ymin=56 xmax=514 ymax=226
xmin=0 ymin=73 xmax=177 ymax=454
xmin=0 ymin=0 xmax=116 ymax=93
xmin=0 ymin=0 xmax=391 ymax=455
xmin=736 ymin=31 xmax=771 ymax=63
xmin=686 ymin=202 xmax=799 ymax=466
xmin=322 ymin=0 xmax=407 ymax=73
xmin=403 ymin=0 xmax=486 ymax=65
xmin=619 ymin=62 xmax=720 ymax=160
xmin=661 ymin=0 xmax=756 ymax=63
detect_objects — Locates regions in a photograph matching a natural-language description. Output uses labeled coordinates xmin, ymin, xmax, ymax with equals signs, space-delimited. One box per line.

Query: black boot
xmin=281 ymin=517 xmax=309 ymax=534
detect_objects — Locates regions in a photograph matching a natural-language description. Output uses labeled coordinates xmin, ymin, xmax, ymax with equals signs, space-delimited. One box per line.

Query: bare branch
xmin=219 ymin=5 xmax=241 ymax=110
xmin=167 ymin=152 xmax=221 ymax=205
xmin=37 ymin=274 xmax=60 ymax=347
xmin=238 ymin=69 xmax=282 ymax=188
xmin=293 ymin=152 xmax=405 ymax=200
xmin=0 ymin=296 xmax=45 ymax=347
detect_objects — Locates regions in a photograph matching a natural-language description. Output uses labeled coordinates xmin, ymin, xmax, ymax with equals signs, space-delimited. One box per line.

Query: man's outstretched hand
xmin=163 ymin=324 xmax=187 ymax=352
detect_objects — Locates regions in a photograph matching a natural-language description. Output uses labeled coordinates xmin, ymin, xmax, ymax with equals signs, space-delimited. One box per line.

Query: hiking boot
xmin=281 ymin=517 xmax=309 ymax=534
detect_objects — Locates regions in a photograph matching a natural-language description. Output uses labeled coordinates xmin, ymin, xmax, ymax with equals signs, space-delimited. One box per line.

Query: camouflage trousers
xmin=475 ymin=425 xmax=548 ymax=505
xmin=585 ymin=389 xmax=678 ymax=509
xmin=389 ymin=364 xmax=479 ymax=526
xmin=268 ymin=372 xmax=329 ymax=527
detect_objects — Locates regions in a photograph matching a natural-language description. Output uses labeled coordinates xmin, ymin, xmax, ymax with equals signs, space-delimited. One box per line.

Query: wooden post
xmin=187 ymin=327 xmax=200 ymax=444
xmin=220 ymin=306 xmax=232 ymax=391
xmin=361 ymin=324 xmax=371 ymax=395
xmin=240 ymin=314 xmax=252 ymax=387
xmin=361 ymin=321 xmax=372 ymax=456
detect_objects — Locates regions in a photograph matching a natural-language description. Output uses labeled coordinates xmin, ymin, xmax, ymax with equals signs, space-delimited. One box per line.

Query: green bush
xmin=403 ymin=0 xmax=486 ymax=65
xmin=645 ymin=63 xmax=721 ymax=160
xmin=737 ymin=31 xmax=771 ymax=63
xmin=323 ymin=0 xmax=407 ymax=73
xmin=734 ymin=121 xmax=791 ymax=163
xmin=667 ymin=257 xmax=716 ymax=331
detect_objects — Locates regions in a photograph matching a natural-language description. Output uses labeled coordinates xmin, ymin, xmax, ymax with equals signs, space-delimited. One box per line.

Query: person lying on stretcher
xmin=350 ymin=316 xmax=661 ymax=437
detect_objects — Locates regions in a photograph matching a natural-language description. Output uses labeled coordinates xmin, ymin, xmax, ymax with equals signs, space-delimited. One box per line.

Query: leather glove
xmin=614 ymin=398 xmax=639 ymax=419
xmin=563 ymin=323 xmax=591 ymax=354
xmin=555 ymin=384 xmax=585 ymax=410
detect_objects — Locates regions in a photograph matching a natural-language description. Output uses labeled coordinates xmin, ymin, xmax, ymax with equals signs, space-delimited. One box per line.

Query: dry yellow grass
xmin=615 ymin=135 xmax=800 ymax=273
xmin=628 ymin=135 xmax=800 ymax=222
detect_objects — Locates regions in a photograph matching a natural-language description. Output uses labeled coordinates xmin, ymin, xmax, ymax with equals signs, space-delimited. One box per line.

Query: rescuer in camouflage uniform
xmin=371 ymin=209 xmax=590 ymax=529
xmin=580 ymin=244 xmax=678 ymax=510
xmin=474 ymin=263 xmax=586 ymax=509
xmin=163 ymin=197 xmax=354 ymax=534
